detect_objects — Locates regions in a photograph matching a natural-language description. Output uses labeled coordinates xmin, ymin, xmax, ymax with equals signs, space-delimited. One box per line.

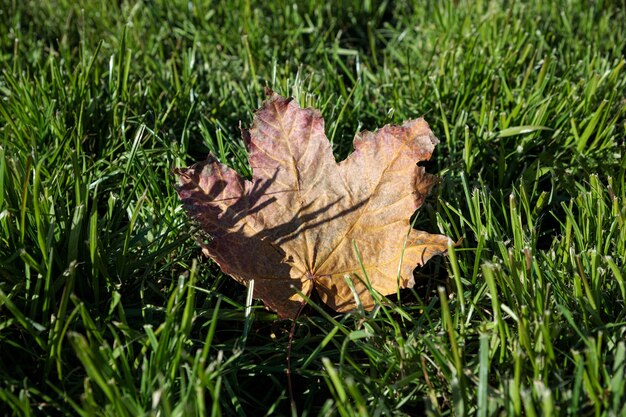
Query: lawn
xmin=1 ymin=0 xmax=625 ymax=416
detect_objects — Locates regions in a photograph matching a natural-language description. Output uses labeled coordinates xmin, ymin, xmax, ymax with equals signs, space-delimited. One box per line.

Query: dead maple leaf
xmin=175 ymin=91 xmax=452 ymax=319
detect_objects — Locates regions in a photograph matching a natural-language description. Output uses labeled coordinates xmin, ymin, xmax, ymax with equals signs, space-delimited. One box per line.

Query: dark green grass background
xmin=1 ymin=0 xmax=625 ymax=415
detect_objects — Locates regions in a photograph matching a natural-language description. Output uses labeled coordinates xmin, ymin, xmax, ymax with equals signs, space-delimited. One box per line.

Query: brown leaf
xmin=175 ymin=92 xmax=452 ymax=319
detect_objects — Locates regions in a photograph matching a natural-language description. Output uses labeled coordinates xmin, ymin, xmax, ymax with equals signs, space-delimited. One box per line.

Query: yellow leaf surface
xmin=176 ymin=92 xmax=451 ymax=318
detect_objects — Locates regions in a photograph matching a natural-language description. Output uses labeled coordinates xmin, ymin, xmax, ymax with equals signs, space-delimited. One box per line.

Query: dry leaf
xmin=175 ymin=91 xmax=452 ymax=319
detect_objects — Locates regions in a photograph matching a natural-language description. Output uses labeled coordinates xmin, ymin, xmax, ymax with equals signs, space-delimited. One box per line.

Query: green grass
xmin=1 ymin=0 xmax=625 ymax=415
